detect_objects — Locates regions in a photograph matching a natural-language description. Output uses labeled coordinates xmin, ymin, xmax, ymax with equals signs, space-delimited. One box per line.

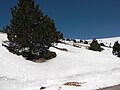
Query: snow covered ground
xmin=0 ymin=33 xmax=120 ymax=90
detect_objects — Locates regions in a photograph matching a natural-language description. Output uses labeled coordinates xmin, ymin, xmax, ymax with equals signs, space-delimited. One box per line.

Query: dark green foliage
xmin=43 ymin=51 xmax=56 ymax=60
xmin=3 ymin=0 xmax=63 ymax=61
xmin=80 ymin=40 xmax=83 ymax=43
xmin=66 ymin=38 xmax=71 ymax=41
xmin=89 ymin=39 xmax=102 ymax=51
xmin=84 ymin=41 xmax=88 ymax=44
xmin=73 ymin=39 xmax=76 ymax=43
xmin=113 ymin=41 xmax=120 ymax=57
xmin=100 ymin=43 xmax=105 ymax=46
xmin=62 ymin=38 xmax=65 ymax=41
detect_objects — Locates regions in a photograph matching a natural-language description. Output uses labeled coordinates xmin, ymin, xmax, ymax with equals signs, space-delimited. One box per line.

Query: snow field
xmin=0 ymin=33 xmax=120 ymax=90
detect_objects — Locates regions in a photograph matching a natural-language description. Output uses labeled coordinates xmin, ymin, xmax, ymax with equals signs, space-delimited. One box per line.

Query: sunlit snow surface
xmin=0 ymin=33 xmax=120 ymax=90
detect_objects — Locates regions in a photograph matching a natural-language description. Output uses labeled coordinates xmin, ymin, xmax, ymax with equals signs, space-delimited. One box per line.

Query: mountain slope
xmin=0 ymin=33 xmax=120 ymax=90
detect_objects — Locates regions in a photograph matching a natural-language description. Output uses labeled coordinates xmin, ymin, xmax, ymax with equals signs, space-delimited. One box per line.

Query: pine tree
xmin=113 ymin=41 xmax=120 ymax=57
xmin=89 ymin=39 xmax=102 ymax=51
xmin=4 ymin=0 xmax=63 ymax=60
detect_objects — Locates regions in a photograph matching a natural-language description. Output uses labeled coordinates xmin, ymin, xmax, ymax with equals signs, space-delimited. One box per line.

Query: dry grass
xmin=63 ymin=82 xmax=85 ymax=87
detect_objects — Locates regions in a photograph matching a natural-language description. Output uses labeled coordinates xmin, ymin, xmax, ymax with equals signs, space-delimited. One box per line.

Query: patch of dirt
xmin=63 ymin=82 xmax=86 ymax=87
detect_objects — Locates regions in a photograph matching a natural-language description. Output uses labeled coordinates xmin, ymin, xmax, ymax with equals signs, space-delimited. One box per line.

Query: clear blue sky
xmin=0 ymin=0 xmax=120 ymax=39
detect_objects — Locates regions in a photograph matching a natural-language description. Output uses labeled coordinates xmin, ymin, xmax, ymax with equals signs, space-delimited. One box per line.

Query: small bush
xmin=84 ymin=41 xmax=88 ymax=44
xmin=66 ymin=38 xmax=71 ymax=41
xmin=89 ymin=39 xmax=102 ymax=51
xmin=109 ymin=43 xmax=112 ymax=48
xmin=113 ymin=41 xmax=120 ymax=57
xmin=73 ymin=39 xmax=76 ymax=43
xmin=100 ymin=43 xmax=105 ymax=46
xmin=40 ymin=86 xmax=46 ymax=90
xmin=80 ymin=40 xmax=83 ymax=43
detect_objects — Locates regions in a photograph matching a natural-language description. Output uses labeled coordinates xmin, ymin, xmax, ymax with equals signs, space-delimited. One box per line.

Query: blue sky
xmin=0 ymin=0 xmax=120 ymax=39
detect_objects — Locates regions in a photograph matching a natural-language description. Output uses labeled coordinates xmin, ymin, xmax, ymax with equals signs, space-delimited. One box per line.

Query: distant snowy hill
xmin=0 ymin=33 xmax=120 ymax=90
xmin=97 ymin=37 xmax=120 ymax=47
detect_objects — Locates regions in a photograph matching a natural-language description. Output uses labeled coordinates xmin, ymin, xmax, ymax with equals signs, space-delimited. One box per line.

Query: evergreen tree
xmin=113 ymin=41 xmax=120 ymax=57
xmin=4 ymin=0 xmax=63 ymax=60
xmin=89 ymin=39 xmax=102 ymax=51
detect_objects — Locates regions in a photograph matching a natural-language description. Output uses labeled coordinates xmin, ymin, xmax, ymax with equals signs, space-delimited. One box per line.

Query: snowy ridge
xmin=0 ymin=33 xmax=120 ymax=90
xmin=96 ymin=36 xmax=120 ymax=47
